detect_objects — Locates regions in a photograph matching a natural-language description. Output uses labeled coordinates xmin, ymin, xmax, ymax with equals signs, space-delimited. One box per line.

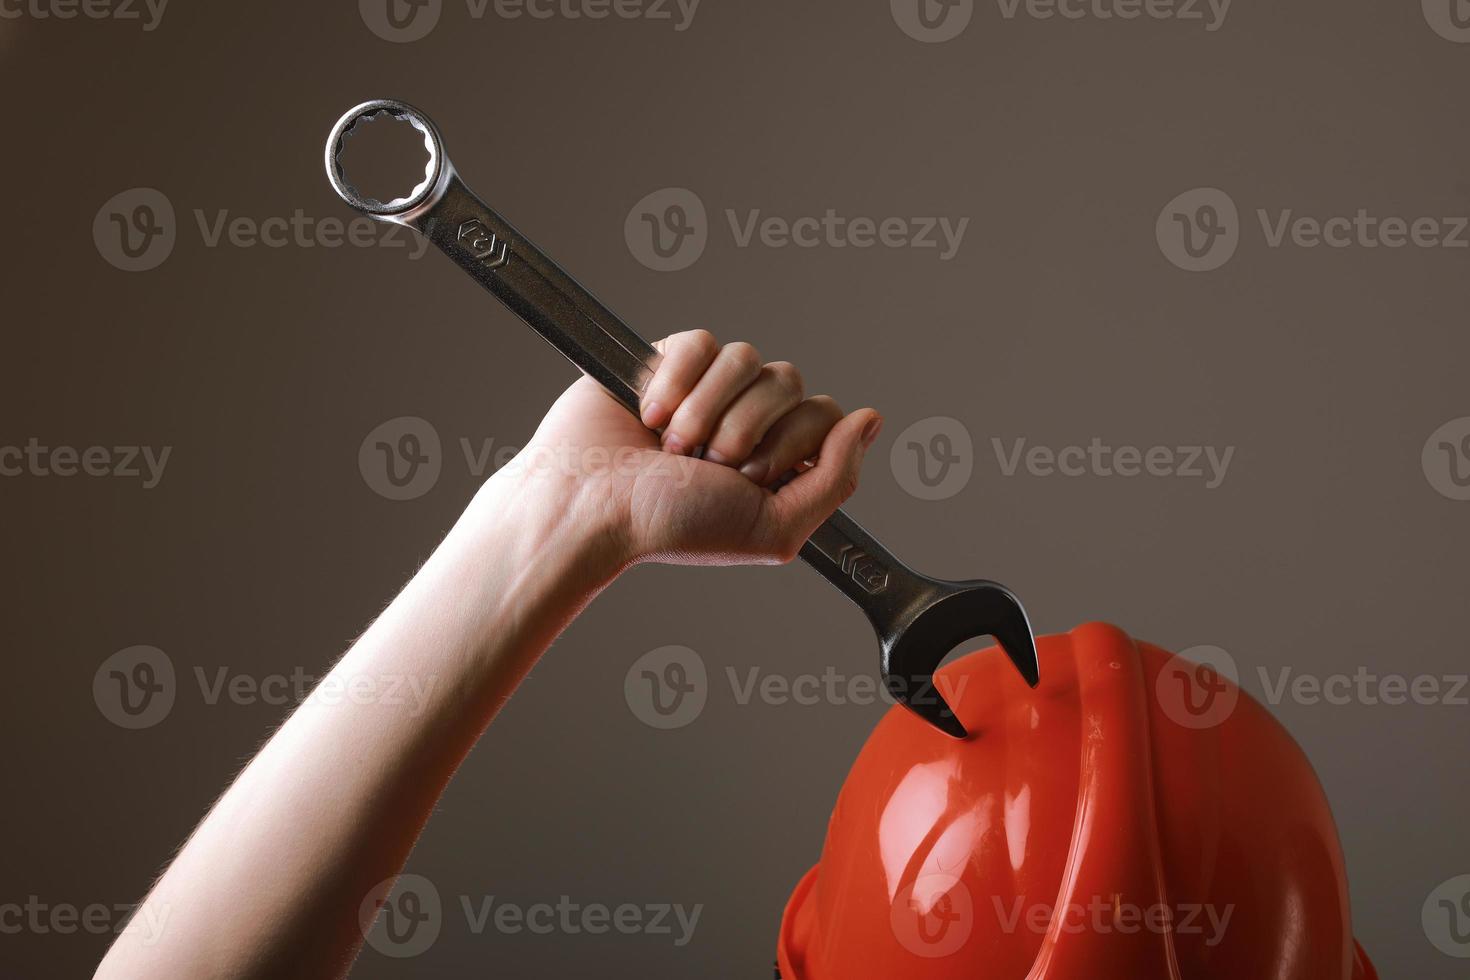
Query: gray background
xmin=1 ymin=0 xmax=1467 ymax=975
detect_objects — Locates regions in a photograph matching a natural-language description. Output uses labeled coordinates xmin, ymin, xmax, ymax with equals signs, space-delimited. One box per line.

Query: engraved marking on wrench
xmin=816 ymin=541 xmax=890 ymax=594
xmin=458 ymin=218 xmax=510 ymax=268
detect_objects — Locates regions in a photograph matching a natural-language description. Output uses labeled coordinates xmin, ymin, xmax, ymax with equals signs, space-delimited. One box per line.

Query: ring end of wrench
xmin=325 ymin=99 xmax=448 ymax=221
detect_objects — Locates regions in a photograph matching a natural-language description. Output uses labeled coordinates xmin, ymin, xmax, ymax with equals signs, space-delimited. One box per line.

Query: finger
xmin=641 ymin=330 xmax=720 ymax=430
xmin=703 ymin=361 xmax=805 ymax=468
xmin=758 ymin=409 xmax=883 ymax=559
xmin=736 ymin=395 xmax=842 ymax=486
xmin=662 ymin=341 xmax=764 ymax=456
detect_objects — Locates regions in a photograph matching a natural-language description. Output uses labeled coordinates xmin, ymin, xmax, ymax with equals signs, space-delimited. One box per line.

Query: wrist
xmin=347 ymin=461 xmax=628 ymax=734
xmin=463 ymin=461 xmax=632 ymax=589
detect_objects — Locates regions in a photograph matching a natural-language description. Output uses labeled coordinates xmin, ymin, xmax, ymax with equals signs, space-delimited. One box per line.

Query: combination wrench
xmin=325 ymin=100 xmax=1039 ymax=736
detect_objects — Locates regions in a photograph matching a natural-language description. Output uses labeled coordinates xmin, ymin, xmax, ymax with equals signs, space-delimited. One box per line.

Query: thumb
xmin=764 ymin=408 xmax=882 ymax=555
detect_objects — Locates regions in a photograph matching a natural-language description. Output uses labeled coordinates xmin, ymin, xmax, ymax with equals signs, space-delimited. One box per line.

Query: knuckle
xmin=724 ymin=341 xmax=762 ymax=375
xmin=766 ymin=361 xmax=804 ymax=401
xmin=808 ymin=394 xmax=843 ymax=419
xmin=679 ymin=329 xmax=719 ymax=360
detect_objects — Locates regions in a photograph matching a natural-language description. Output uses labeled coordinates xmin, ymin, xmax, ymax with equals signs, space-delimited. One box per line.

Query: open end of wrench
xmin=325 ymin=99 xmax=445 ymax=218
xmin=884 ymin=580 xmax=1040 ymax=739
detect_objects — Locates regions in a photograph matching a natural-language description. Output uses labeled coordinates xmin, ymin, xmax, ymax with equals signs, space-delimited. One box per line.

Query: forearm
xmin=96 ymin=470 xmax=624 ymax=980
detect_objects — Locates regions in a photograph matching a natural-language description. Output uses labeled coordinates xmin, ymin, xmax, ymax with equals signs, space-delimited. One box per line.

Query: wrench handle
xmin=415 ymin=174 xmax=659 ymax=414
xmin=410 ymin=171 xmax=920 ymax=627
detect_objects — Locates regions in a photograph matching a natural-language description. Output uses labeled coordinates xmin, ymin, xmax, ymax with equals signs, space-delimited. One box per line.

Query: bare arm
xmin=95 ymin=331 xmax=881 ymax=979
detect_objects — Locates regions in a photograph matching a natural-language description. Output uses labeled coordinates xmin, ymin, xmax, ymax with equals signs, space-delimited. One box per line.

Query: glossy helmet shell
xmin=777 ymin=623 xmax=1377 ymax=979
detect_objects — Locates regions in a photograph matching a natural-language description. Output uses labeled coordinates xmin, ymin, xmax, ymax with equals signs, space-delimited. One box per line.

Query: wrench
xmin=325 ymin=100 xmax=1039 ymax=737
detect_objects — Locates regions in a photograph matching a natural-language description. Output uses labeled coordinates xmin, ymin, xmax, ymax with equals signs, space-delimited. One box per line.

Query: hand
xmin=500 ymin=330 xmax=882 ymax=567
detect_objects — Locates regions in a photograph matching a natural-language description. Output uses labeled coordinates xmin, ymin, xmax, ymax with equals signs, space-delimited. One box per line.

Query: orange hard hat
xmin=777 ymin=622 xmax=1377 ymax=979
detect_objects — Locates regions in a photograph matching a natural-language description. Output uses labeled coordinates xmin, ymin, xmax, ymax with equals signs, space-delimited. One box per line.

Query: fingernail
xmin=704 ymin=448 xmax=731 ymax=466
xmin=642 ymin=401 xmax=665 ymax=428
xmin=739 ymin=459 xmax=767 ymax=483
xmin=860 ymin=414 xmax=883 ymax=449
xmin=663 ymin=433 xmax=688 ymax=455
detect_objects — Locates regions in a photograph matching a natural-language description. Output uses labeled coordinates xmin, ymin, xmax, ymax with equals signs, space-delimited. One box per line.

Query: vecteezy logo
xmin=1422 ymin=417 xmax=1470 ymax=501
xmin=1423 ymin=0 xmax=1470 ymax=42
xmin=360 ymin=0 xmax=442 ymax=42
xmin=361 ymin=873 xmax=443 ymax=958
xmin=359 ymin=416 xmax=443 ymax=501
xmin=891 ymin=874 xmax=973 ymax=957
xmin=93 ymin=188 xmax=176 ymax=272
xmin=1155 ymin=644 xmax=1239 ymax=729
xmin=457 ymin=219 xmax=509 ymax=268
xmin=890 ymin=416 xmax=974 ymax=501
xmin=625 ymin=188 xmax=707 ymax=272
xmin=93 ymin=645 xmax=176 ymax=729
xmin=1156 ymin=188 xmax=1239 ymax=272
xmin=890 ymin=0 xmax=974 ymax=42
xmin=624 ymin=645 xmax=708 ymax=729
xmin=1423 ymin=874 xmax=1470 ymax=957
